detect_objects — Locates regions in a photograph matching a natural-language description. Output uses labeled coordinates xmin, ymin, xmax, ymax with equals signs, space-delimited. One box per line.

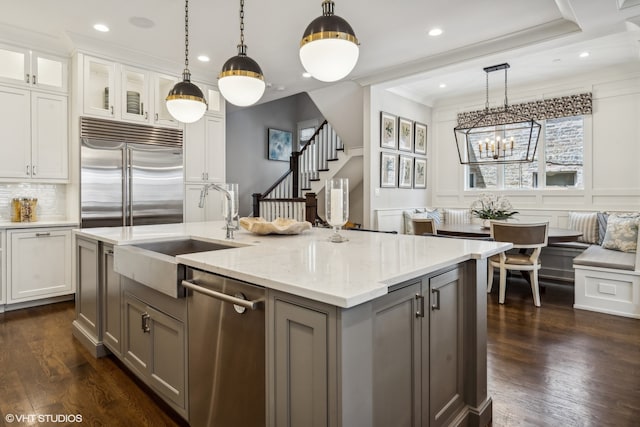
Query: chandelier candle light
xmin=166 ymin=0 xmax=208 ymax=123
xmin=326 ymin=178 xmax=349 ymax=243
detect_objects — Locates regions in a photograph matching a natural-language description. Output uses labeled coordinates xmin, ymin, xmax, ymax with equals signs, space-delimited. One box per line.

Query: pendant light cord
xmin=504 ymin=67 xmax=509 ymax=109
xmin=184 ymin=0 xmax=190 ymax=72
xmin=240 ymin=0 xmax=245 ymax=46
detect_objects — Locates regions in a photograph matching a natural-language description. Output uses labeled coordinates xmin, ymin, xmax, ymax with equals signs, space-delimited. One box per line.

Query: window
xmin=467 ymin=116 xmax=584 ymax=190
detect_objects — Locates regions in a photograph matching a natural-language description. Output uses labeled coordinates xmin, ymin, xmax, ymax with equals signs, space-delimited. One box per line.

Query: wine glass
xmin=325 ymin=178 xmax=349 ymax=243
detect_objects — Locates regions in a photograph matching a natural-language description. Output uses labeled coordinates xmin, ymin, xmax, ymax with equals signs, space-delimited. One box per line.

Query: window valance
xmin=457 ymin=92 xmax=592 ymax=127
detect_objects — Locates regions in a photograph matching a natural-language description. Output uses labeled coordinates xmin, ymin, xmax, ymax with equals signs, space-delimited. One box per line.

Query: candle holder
xmin=325 ymin=178 xmax=349 ymax=243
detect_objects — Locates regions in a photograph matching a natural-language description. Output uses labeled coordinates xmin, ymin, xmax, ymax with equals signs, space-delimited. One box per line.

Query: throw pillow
xmin=568 ymin=211 xmax=598 ymax=244
xmin=444 ymin=208 xmax=471 ymax=225
xmin=601 ymin=214 xmax=640 ymax=253
xmin=597 ymin=212 xmax=609 ymax=245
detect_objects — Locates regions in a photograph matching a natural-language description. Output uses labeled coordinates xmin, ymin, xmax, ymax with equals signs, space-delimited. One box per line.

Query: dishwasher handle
xmin=182 ymin=280 xmax=261 ymax=310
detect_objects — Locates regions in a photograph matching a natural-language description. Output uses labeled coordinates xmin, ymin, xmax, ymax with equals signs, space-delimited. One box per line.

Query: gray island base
xmin=72 ymin=221 xmax=510 ymax=426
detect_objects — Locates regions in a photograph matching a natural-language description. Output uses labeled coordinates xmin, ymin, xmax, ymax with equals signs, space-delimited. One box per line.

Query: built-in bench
xmin=539 ymin=241 xmax=591 ymax=282
xmin=573 ymin=237 xmax=640 ymax=319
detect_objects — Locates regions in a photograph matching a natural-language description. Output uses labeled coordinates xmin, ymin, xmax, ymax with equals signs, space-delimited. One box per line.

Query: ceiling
xmin=1 ymin=0 xmax=639 ymax=107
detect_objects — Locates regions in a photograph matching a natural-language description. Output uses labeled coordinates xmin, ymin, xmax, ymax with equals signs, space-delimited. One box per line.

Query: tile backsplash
xmin=0 ymin=183 xmax=67 ymax=221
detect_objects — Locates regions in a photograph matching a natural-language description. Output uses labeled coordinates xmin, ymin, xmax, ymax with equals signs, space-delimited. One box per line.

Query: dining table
xmin=436 ymin=222 xmax=583 ymax=244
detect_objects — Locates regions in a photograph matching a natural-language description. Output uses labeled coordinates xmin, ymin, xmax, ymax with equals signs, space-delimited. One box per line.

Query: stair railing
xmin=252 ymin=120 xmax=343 ymax=223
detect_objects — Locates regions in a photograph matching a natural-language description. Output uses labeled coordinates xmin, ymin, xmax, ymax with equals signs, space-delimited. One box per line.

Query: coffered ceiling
xmin=1 ymin=0 xmax=638 ymax=106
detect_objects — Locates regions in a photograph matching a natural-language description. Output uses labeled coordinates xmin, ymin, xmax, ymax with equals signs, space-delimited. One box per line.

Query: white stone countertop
xmin=74 ymin=221 xmax=512 ymax=308
xmin=0 ymin=220 xmax=79 ymax=229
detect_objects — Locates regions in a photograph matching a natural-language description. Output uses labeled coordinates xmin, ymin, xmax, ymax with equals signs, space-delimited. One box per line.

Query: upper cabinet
xmin=0 ymin=45 xmax=68 ymax=93
xmin=81 ymin=54 xmax=205 ymax=129
xmin=0 ymin=86 xmax=68 ymax=181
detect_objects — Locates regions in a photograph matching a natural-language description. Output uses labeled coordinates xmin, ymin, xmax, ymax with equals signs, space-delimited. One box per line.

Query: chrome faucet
xmin=199 ymin=183 xmax=236 ymax=239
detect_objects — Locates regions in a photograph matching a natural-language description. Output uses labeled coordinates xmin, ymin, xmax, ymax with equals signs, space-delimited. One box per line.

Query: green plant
xmin=470 ymin=193 xmax=518 ymax=220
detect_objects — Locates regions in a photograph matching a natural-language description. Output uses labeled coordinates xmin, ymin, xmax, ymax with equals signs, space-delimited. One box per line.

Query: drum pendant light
xmin=166 ymin=0 xmax=207 ymax=123
xmin=300 ymin=0 xmax=359 ymax=82
xmin=218 ymin=0 xmax=265 ymax=107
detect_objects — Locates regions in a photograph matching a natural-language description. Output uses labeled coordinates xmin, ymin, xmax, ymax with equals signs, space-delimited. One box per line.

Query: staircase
xmin=253 ymin=120 xmax=355 ymax=223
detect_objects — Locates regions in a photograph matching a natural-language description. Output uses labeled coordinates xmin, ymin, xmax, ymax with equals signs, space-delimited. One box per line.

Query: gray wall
xmin=226 ymin=93 xmax=322 ymax=216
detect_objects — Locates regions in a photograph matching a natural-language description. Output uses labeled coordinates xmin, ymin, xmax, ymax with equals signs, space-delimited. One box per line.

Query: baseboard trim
xmin=72 ymin=320 xmax=109 ymax=358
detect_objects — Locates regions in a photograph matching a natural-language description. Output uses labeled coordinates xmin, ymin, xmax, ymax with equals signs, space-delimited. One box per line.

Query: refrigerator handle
xmin=122 ymin=148 xmax=129 ymax=226
xmin=127 ymin=147 xmax=134 ymax=226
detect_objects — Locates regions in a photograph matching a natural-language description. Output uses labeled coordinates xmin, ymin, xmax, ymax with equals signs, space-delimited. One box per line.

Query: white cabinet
xmin=82 ymin=54 xmax=181 ymax=128
xmin=0 ymin=86 xmax=68 ymax=180
xmin=7 ymin=227 xmax=73 ymax=303
xmin=195 ymin=82 xmax=224 ymax=116
xmin=0 ymin=45 xmax=67 ymax=92
xmin=184 ymin=115 xmax=225 ymax=182
xmin=184 ymin=184 xmax=225 ymax=222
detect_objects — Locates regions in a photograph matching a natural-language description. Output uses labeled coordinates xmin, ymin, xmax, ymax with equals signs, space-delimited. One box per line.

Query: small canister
xmin=11 ymin=198 xmax=22 ymax=222
xmin=21 ymin=198 xmax=38 ymax=222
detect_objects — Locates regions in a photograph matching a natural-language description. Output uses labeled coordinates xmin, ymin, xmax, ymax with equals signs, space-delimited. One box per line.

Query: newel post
xmin=252 ymin=193 xmax=261 ymax=218
xmin=291 ymin=151 xmax=300 ymax=198
xmin=305 ymin=192 xmax=317 ymax=225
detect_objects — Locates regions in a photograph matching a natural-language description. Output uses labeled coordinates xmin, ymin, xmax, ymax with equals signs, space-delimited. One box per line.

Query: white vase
xmin=481 ymin=219 xmax=491 ymax=229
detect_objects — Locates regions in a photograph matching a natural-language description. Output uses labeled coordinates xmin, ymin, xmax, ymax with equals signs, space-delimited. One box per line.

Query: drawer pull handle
xmin=415 ymin=294 xmax=424 ymax=318
xmin=36 ymin=232 xmax=51 ymax=237
xmin=431 ymin=289 xmax=441 ymax=310
xmin=141 ymin=313 xmax=150 ymax=333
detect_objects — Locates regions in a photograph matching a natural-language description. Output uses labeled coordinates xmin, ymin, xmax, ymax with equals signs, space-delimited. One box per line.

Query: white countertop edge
xmin=0 ymin=220 xmax=79 ymax=229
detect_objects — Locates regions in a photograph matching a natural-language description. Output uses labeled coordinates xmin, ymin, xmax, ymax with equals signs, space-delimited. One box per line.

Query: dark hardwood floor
xmin=0 ymin=281 xmax=638 ymax=427
xmin=488 ymin=278 xmax=640 ymax=427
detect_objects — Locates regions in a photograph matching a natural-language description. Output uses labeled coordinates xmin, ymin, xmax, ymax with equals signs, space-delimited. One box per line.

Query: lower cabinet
xmin=8 ymin=227 xmax=72 ymax=303
xmin=75 ymin=237 xmax=100 ymax=343
xmin=269 ymin=293 xmax=337 ymax=427
xmin=102 ymin=244 xmax=122 ymax=356
xmin=0 ymin=231 xmax=5 ymax=307
xmin=268 ymin=265 xmax=465 ymax=427
xmin=123 ymin=289 xmax=187 ymax=417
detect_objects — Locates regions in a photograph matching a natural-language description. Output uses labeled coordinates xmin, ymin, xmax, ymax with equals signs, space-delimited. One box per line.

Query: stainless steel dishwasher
xmin=182 ymin=267 xmax=266 ymax=427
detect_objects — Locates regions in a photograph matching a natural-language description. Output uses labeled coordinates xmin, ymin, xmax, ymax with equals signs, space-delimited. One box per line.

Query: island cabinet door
xmin=75 ymin=237 xmax=100 ymax=340
xmin=101 ymin=244 xmax=122 ymax=357
xmin=123 ymin=292 xmax=151 ymax=379
xmin=371 ymin=280 xmax=423 ymax=427
xmin=268 ymin=292 xmax=338 ymax=427
xmin=429 ymin=267 xmax=465 ymax=427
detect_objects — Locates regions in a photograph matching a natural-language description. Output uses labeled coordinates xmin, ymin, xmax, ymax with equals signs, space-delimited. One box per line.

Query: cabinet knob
xmin=32 ymin=74 xmax=37 ymax=85
xmin=32 ymin=165 xmax=37 ymax=176
xmin=110 ymin=106 xmax=114 ymax=116
xmin=154 ymin=113 xmax=159 ymax=122
xmin=25 ymin=74 xmax=30 ymax=84
xmin=26 ymin=165 xmax=30 ymax=176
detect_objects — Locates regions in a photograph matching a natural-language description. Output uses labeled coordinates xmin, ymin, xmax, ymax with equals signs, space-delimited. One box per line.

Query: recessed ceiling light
xmin=129 ymin=16 xmax=155 ymax=29
xmin=276 ymin=86 xmax=286 ymax=91
xmin=197 ymin=55 xmax=210 ymax=62
xmin=302 ymin=72 xmax=312 ymax=78
xmin=93 ymin=23 xmax=110 ymax=33
xmin=428 ymin=28 xmax=443 ymax=37
xmin=552 ymin=58 xmax=562 ymax=63
xmin=439 ymin=83 xmax=446 ymax=88
xmin=579 ymin=51 xmax=590 ymax=58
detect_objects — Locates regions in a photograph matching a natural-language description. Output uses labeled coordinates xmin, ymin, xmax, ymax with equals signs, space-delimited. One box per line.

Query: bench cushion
xmin=573 ymin=245 xmax=636 ymax=271
xmin=402 ymin=208 xmax=441 ymax=234
xmin=548 ymin=241 xmax=591 ymax=250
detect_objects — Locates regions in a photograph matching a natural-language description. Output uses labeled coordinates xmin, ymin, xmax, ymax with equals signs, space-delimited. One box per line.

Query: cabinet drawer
xmin=8 ymin=228 xmax=72 ymax=302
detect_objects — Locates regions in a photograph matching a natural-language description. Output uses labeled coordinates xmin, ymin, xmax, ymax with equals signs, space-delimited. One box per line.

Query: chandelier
xmin=454 ymin=63 xmax=541 ymax=165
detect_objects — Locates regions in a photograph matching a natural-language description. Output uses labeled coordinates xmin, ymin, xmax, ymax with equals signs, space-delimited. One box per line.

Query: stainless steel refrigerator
xmin=81 ymin=138 xmax=183 ymax=228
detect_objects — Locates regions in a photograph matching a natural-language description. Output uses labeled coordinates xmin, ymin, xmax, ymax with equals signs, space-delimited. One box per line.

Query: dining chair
xmin=488 ymin=221 xmax=549 ymax=307
xmin=412 ymin=218 xmax=437 ymax=235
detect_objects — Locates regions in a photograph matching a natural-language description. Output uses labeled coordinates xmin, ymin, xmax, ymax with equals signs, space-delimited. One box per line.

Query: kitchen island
xmin=72 ymin=221 xmax=511 ymax=427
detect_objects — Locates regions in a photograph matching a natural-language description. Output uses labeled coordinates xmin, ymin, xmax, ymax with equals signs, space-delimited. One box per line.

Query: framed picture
xmin=380 ymin=111 xmax=397 ymax=149
xmin=414 ymin=158 xmax=427 ymax=188
xmin=398 ymin=155 xmax=413 ymax=188
xmin=414 ymin=122 xmax=427 ymax=155
xmin=268 ymin=128 xmax=292 ymax=161
xmin=398 ymin=117 xmax=413 ymax=152
xmin=380 ymin=152 xmax=397 ymax=188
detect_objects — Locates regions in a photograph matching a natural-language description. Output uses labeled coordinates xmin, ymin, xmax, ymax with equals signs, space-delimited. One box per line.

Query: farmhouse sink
xmin=114 ymin=238 xmax=236 ymax=298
